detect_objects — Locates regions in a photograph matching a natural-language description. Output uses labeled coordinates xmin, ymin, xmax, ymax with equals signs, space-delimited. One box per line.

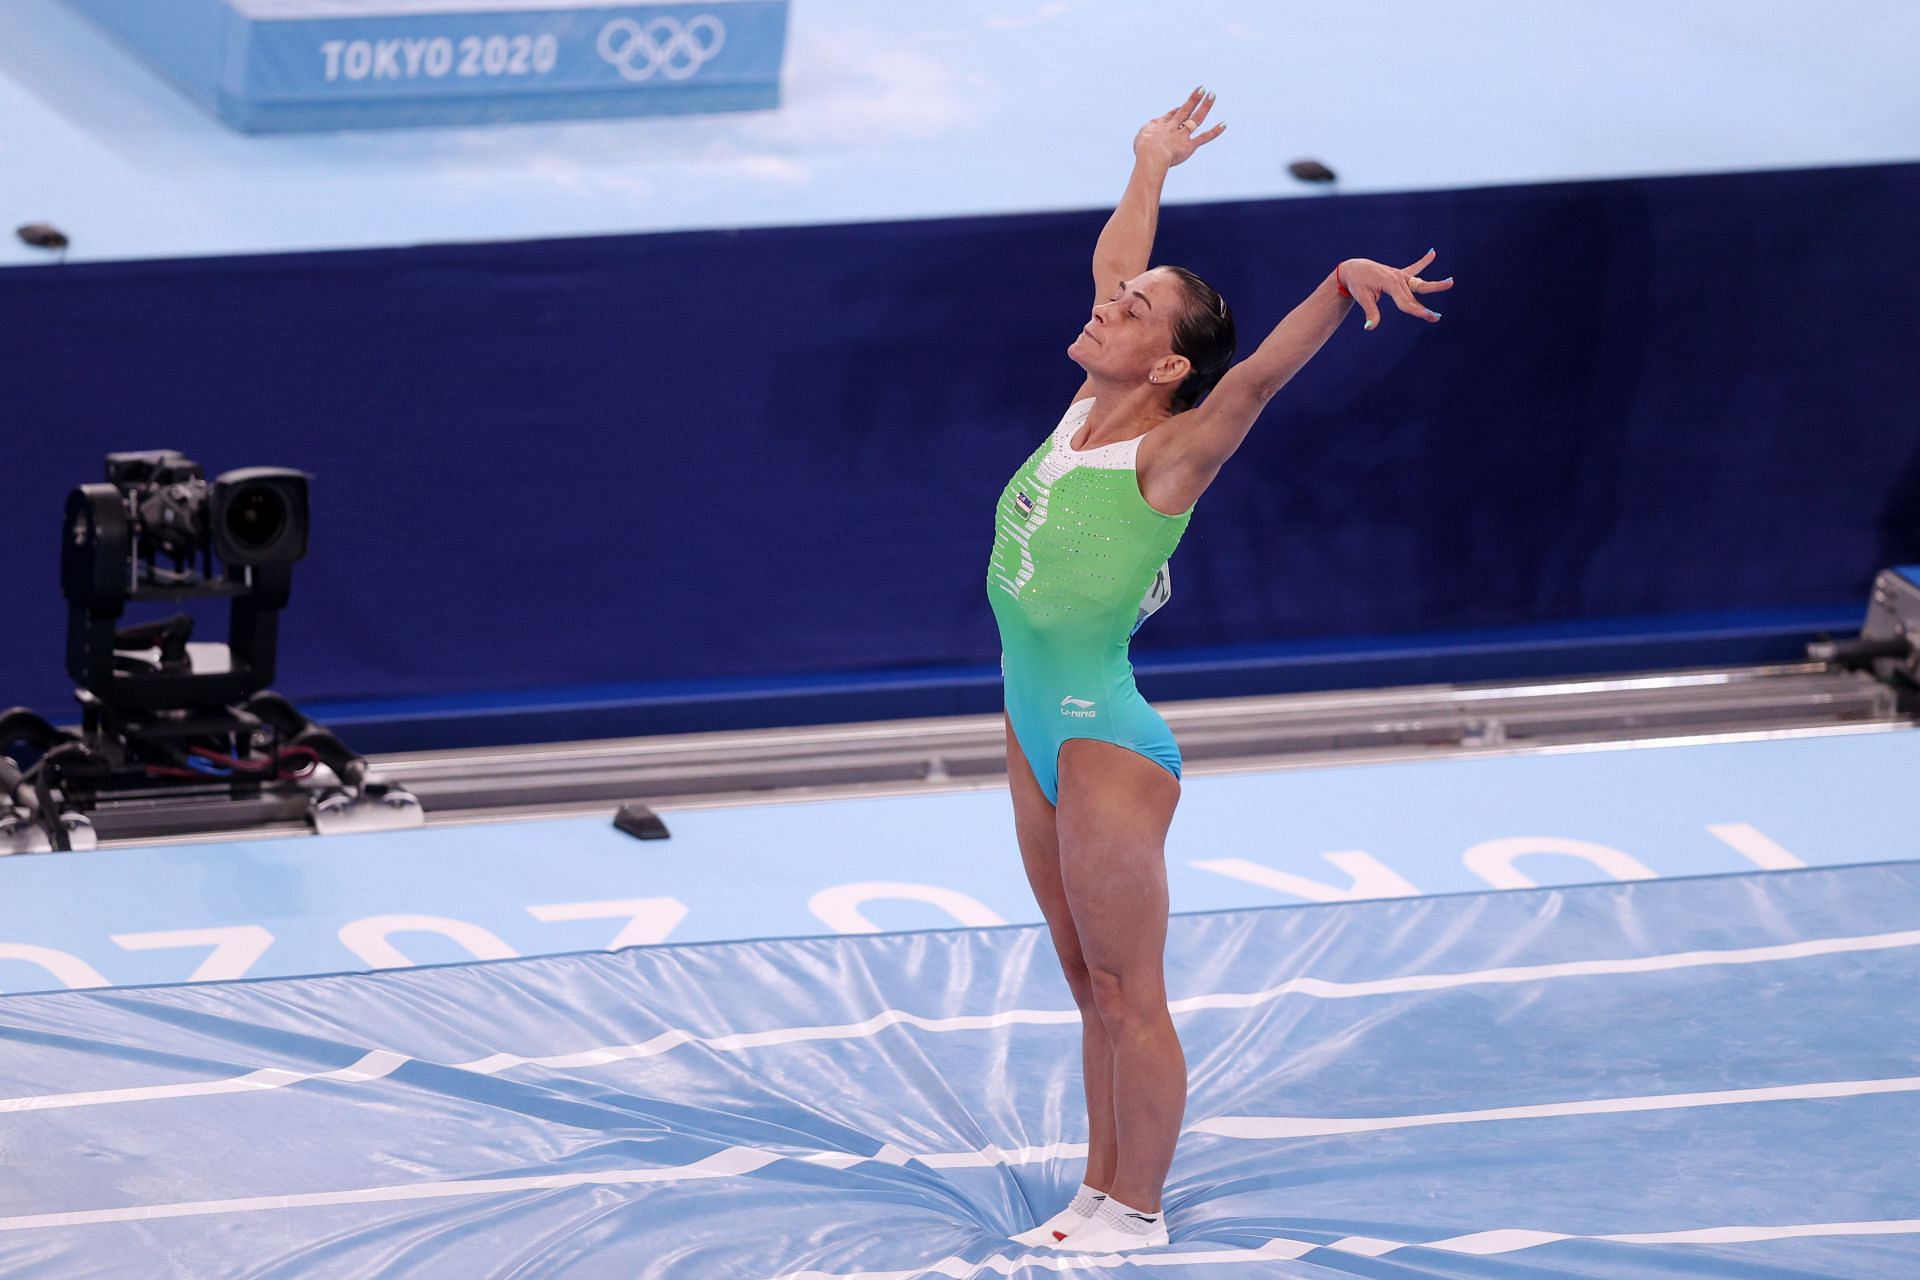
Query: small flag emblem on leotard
xmin=1014 ymin=490 xmax=1034 ymax=516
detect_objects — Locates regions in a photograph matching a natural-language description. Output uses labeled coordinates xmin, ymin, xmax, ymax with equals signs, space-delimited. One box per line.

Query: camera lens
xmin=224 ymin=486 xmax=288 ymax=551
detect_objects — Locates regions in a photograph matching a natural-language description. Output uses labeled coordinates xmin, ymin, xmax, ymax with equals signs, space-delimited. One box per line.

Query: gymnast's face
xmin=1069 ymin=268 xmax=1185 ymax=385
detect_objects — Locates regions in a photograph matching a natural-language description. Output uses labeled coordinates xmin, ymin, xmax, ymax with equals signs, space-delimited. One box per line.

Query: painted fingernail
xmin=1426 ymin=310 xmax=1441 ymax=319
xmin=1443 ymin=276 xmax=1454 ymax=282
xmin=1427 ymin=247 xmax=1435 ymax=256
xmin=1364 ymin=318 xmax=1377 ymax=330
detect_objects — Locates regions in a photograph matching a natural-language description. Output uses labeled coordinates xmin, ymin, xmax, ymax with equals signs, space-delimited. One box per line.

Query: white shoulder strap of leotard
xmin=1054 ymin=398 xmax=1094 ymax=441
xmin=1052 ymin=399 xmax=1147 ymax=471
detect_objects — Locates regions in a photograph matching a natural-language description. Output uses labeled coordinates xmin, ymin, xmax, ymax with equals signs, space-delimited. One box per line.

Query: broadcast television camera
xmin=1 ymin=451 xmax=418 ymax=852
xmin=64 ymin=449 xmax=311 ymax=709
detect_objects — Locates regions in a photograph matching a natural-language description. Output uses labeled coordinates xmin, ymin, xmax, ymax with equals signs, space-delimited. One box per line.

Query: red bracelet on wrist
xmin=1334 ymin=265 xmax=1351 ymax=299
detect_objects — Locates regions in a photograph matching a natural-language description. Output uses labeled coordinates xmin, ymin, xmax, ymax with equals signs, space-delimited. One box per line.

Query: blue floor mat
xmin=2 ymin=861 xmax=1917 ymax=1277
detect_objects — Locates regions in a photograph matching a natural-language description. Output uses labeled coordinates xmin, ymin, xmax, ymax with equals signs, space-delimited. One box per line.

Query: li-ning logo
xmin=1060 ymin=696 xmax=1097 ymax=718
xmin=597 ymin=16 xmax=726 ymax=82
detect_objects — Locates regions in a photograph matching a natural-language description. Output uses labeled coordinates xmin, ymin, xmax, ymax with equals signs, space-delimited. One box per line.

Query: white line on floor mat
xmin=0 ymin=1148 xmax=780 ymax=1233
xmin=0 ymin=1051 xmax=407 ymax=1114
xmin=3 ymin=928 xmax=1915 ymax=1117
xmin=3 ymin=1073 xmax=1916 ymax=1235
xmin=1189 ymin=1074 xmax=1920 ymax=1140
xmin=766 ymin=1218 xmax=1920 ymax=1278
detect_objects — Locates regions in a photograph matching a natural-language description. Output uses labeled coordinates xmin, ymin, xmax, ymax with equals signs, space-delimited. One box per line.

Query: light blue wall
xmin=2 ymin=0 xmax=1917 ymax=265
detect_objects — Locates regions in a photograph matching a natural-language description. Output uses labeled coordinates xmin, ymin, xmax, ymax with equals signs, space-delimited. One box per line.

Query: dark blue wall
xmin=3 ymin=161 xmax=1916 ymax=739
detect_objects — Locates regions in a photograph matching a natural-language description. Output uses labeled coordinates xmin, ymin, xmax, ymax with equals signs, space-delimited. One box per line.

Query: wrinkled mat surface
xmin=2 ymin=862 xmax=1917 ymax=1277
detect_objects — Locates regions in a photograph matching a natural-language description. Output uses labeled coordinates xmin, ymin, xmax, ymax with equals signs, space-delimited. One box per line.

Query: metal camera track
xmin=105 ymin=660 xmax=1903 ymax=849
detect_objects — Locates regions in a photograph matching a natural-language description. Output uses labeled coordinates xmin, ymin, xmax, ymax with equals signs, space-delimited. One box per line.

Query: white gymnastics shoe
xmin=1010 ymin=1183 xmax=1106 ymax=1245
xmin=1050 ymin=1196 xmax=1169 ymax=1251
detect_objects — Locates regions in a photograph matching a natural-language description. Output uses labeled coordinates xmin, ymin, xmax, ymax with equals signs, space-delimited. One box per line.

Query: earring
xmin=1149 ymin=375 xmax=1159 ymax=384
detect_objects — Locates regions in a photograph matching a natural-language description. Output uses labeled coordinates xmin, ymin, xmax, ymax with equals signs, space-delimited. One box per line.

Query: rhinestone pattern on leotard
xmin=986 ymin=399 xmax=1189 ymax=634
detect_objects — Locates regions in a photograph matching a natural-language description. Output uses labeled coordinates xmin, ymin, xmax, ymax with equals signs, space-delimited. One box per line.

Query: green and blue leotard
xmin=986 ymin=398 xmax=1192 ymax=805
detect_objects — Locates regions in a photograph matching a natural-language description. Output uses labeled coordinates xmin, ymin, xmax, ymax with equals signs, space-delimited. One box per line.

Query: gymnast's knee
xmin=1084 ymin=964 xmax=1165 ymax=1033
xmin=1057 ymin=952 xmax=1097 ymax=1012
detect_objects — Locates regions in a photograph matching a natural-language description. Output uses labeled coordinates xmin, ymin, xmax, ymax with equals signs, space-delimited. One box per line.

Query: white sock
xmin=1050 ymin=1193 xmax=1169 ymax=1252
xmin=1009 ymin=1183 xmax=1106 ymax=1245
xmin=1065 ymin=1182 xmax=1108 ymax=1218
xmin=1094 ymin=1194 xmax=1163 ymax=1237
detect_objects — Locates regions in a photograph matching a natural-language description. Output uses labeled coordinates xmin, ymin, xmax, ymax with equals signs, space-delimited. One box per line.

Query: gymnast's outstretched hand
xmin=1134 ymin=87 xmax=1226 ymax=169
xmin=1339 ymin=249 xmax=1455 ymax=330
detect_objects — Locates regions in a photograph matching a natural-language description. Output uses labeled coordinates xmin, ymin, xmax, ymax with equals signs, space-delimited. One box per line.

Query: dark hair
xmin=1160 ymin=265 xmax=1236 ymax=411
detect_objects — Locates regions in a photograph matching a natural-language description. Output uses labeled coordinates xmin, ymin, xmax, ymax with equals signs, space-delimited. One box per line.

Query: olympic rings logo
xmin=596 ymin=15 xmax=727 ymax=82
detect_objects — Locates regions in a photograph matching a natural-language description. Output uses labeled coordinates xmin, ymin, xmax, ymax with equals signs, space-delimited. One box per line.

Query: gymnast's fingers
xmin=1357 ymin=288 xmax=1382 ymax=331
xmin=1387 ymin=277 xmax=1430 ymax=318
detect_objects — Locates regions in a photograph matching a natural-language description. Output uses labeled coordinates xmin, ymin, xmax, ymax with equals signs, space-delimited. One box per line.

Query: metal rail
xmin=88 ymin=659 xmax=1906 ymax=849
xmin=392 ymin=661 xmax=1902 ymax=807
xmin=29 ymin=659 xmax=1899 ymax=850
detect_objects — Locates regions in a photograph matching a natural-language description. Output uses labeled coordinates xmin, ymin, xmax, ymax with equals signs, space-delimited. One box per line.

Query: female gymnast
xmin=987 ymin=88 xmax=1452 ymax=1252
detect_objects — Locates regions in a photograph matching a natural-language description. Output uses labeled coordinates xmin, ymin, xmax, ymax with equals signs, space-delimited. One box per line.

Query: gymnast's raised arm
xmin=1093 ymin=88 xmax=1224 ymax=303
xmin=1073 ymin=89 xmax=1226 ymax=403
xmin=1163 ymin=250 xmax=1456 ymax=483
